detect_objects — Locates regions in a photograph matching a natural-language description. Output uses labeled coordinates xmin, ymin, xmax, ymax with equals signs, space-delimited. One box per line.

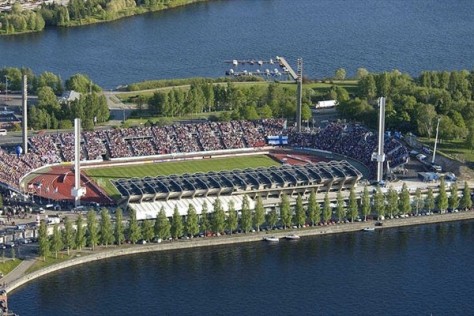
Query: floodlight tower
xmin=372 ymin=97 xmax=386 ymax=183
xmin=296 ymin=58 xmax=303 ymax=133
xmin=432 ymin=117 xmax=441 ymax=164
xmin=22 ymin=75 xmax=28 ymax=154
xmin=71 ymin=118 xmax=85 ymax=207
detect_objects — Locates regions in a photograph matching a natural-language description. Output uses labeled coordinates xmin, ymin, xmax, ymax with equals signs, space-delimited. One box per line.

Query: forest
xmin=0 ymin=0 xmax=205 ymax=34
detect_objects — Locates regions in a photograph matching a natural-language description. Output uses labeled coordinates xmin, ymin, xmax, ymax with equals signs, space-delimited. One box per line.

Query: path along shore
xmin=5 ymin=211 xmax=474 ymax=294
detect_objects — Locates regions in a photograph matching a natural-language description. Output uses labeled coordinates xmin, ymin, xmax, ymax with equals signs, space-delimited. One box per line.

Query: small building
xmin=0 ymin=111 xmax=20 ymax=129
xmin=59 ymin=90 xmax=81 ymax=104
xmin=315 ymin=100 xmax=337 ymax=109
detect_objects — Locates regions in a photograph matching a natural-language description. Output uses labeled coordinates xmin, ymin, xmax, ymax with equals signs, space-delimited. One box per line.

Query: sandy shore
xmin=6 ymin=210 xmax=474 ymax=294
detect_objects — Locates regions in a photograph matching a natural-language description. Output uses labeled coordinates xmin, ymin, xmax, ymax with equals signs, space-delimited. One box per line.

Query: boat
xmin=264 ymin=236 xmax=279 ymax=242
xmin=362 ymin=227 xmax=375 ymax=232
xmin=285 ymin=234 xmax=300 ymax=240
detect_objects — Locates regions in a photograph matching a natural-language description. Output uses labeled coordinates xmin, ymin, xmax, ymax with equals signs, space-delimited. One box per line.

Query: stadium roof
xmin=114 ymin=160 xmax=362 ymax=203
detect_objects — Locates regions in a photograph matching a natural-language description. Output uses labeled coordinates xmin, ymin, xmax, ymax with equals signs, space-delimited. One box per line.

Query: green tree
xmin=466 ymin=123 xmax=474 ymax=152
xmin=361 ymin=186 xmax=371 ymax=221
xmin=226 ymin=201 xmax=238 ymax=235
xmin=141 ymin=219 xmax=154 ymax=242
xmin=156 ymin=207 xmax=171 ymax=240
xmin=386 ymin=187 xmax=399 ymax=218
xmin=335 ymin=68 xmax=346 ymax=80
xmin=128 ymin=208 xmax=141 ymax=244
xmin=212 ymin=198 xmax=225 ymax=234
xmin=86 ymin=210 xmax=99 ymax=250
xmin=356 ymin=68 xmax=369 ymax=79
xmin=335 ymin=191 xmax=346 ymax=222
xmin=38 ymin=221 xmax=50 ymax=261
xmin=50 ymin=224 xmax=63 ymax=259
xmin=63 ymin=216 xmax=75 ymax=255
xmin=200 ymin=202 xmax=210 ymax=236
xmin=171 ymin=206 xmax=183 ymax=239
xmin=240 ymin=195 xmax=253 ymax=233
xmin=322 ymin=192 xmax=332 ymax=223
xmin=414 ymin=188 xmax=423 ymax=215
xmin=75 ymin=214 xmax=86 ymax=250
xmin=278 ymin=194 xmax=291 ymax=228
xmin=425 ymin=188 xmax=435 ymax=213
xmin=115 ymin=208 xmax=125 ymax=245
xmin=253 ymin=196 xmax=265 ymax=231
xmin=460 ymin=181 xmax=472 ymax=210
xmin=100 ymin=208 xmax=114 ymax=247
xmin=186 ymin=204 xmax=199 ymax=238
xmin=37 ymin=86 xmax=61 ymax=113
xmin=266 ymin=208 xmax=278 ymax=230
xmin=448 ymin=182 xmax=459 ymax=211
xmin=348 ymin=187 xmax=359 ymax=222
xmin=398 ymin=183 xmax=411 ymax=215
xmin=294 ymin=194 xmax=306 ymax=227
xmin=0 ymin=193 xmax=3 ymax=210
xmin=373 ymin=186 xmax=385 ymax=219
xmin=307 ymin=190 xmax=320 ymax=226
xmin=437 ymin=178 xmax=449 ymax=213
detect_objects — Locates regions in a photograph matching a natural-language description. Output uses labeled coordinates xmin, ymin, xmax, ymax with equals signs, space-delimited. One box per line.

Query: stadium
xmin=0 ymin=118 xmax=409 ymax=219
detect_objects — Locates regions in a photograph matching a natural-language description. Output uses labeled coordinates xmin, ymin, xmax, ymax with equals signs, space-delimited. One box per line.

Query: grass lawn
xmin=85 ymin=155 xmax=280 ymax=199
xmin=26 ymin=252 xmax=88 ymax=274
xmin=0 ymin=259 xmax=21 ymax=275
xmin=419 ymin=138 xmax=474 ymax=163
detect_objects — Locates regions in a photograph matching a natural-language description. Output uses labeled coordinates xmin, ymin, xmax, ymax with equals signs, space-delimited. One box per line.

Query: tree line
xmin=0 ymin=0 xmax=206 ymax=35
xmin=38 ymin=180 xmax=472 ymax=260
xmin=0 ymin=67 xmax=108 ymax=130
xmin=142 ymin=81 xmax=313 ymax=122
xmin=337 ymin=69 xmax=474 ymax=146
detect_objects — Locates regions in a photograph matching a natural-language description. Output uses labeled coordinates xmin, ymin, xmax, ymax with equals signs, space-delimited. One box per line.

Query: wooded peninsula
xmin=0 ymin=0 xmax=207 ymax=35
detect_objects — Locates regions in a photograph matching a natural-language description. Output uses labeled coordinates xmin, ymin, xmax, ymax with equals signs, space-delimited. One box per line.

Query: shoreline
xmin=6 ymin=210 xmax=474 ymax=295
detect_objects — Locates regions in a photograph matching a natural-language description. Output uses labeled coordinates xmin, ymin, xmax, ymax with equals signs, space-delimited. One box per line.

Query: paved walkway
xmin=2 ymin=258 xmax=36 ymax=289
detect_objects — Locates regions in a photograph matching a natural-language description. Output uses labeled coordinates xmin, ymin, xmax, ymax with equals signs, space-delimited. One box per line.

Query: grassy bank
xmin=0 ymin=259 xmax=21 ymax=276
xmin=7 ymin=211 xmax=474 ymax=295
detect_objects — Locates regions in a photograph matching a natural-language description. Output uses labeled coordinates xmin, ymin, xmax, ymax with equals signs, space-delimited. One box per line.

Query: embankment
xmin=6 ymin=211 xmax=474 ymax=294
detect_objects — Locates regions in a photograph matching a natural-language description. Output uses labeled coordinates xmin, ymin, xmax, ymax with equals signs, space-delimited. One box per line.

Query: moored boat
xmin=285 ymin=234 xmax=300 ymax=240
xmin=362 ymin=227 xmax=375 ymax=232
xmin=264 ymin=236 xmax=279 ymax=242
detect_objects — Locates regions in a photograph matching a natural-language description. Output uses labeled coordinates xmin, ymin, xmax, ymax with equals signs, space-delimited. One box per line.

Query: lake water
xmin=4 ymin=1 xmax=474 ymax=314
xmin=9 ymin=220 xmax=474 ymax=315
xmin=1 ymin=0 xmax=473 ymax=89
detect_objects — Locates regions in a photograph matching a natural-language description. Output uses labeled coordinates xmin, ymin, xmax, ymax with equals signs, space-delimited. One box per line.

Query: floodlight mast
xmin=71 ymin=118 xmax=85 ymax=207
xmin=375 ymin=97 xmax=386 ymax=183
xmin=22 ymin=75 xmax=28 ymax=154
xmin=432 ymin=117 xmax=441 ymax=164
xmin=296 ymin=58 xmax=303 ymax=133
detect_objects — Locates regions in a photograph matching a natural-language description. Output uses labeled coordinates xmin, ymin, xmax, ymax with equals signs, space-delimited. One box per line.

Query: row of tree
xmin=144 ymin=81 xmax=313 ymax=122
xmin=0 ymin=67 xmax=101 ymax=95
xmin=0 ymin=67 xmax=108 ymax=130
xmin=0 ymin=3 xmax=45 ymax=34
xmin=337 ymin=69 xmax=474 ymax=145
xmin=0 ymin=0 xmax=205 ymax=35
xmin=38 ymin=181 xmax=472 ymax=260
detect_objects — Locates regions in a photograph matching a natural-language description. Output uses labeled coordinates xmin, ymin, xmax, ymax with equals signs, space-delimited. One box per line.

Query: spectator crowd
xmin=0 ymin=119 xmax=408 ymax=192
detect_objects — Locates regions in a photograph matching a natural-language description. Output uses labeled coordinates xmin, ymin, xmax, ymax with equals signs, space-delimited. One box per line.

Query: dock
xmin=277 ymin=57 xmax=298 ymax=81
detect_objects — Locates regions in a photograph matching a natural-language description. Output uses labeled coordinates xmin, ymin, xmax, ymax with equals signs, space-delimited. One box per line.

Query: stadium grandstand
xmin=114 ymin=161 xmax=362 ymax=219
xmin=0 ymin=119 xmax=409 ymax=212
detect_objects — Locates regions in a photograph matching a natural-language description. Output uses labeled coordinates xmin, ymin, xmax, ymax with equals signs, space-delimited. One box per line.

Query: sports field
xmin=85 ymin=155 xmax=280 ymax=199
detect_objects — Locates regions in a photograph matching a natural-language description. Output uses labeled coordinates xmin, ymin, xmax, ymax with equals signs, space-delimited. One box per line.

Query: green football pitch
xmin=85 ymin=155 xmax=280 ymax=199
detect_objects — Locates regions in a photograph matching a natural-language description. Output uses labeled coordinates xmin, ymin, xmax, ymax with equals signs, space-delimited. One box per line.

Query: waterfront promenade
xmin=4 ymin=210 xmax=474 ymax=295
